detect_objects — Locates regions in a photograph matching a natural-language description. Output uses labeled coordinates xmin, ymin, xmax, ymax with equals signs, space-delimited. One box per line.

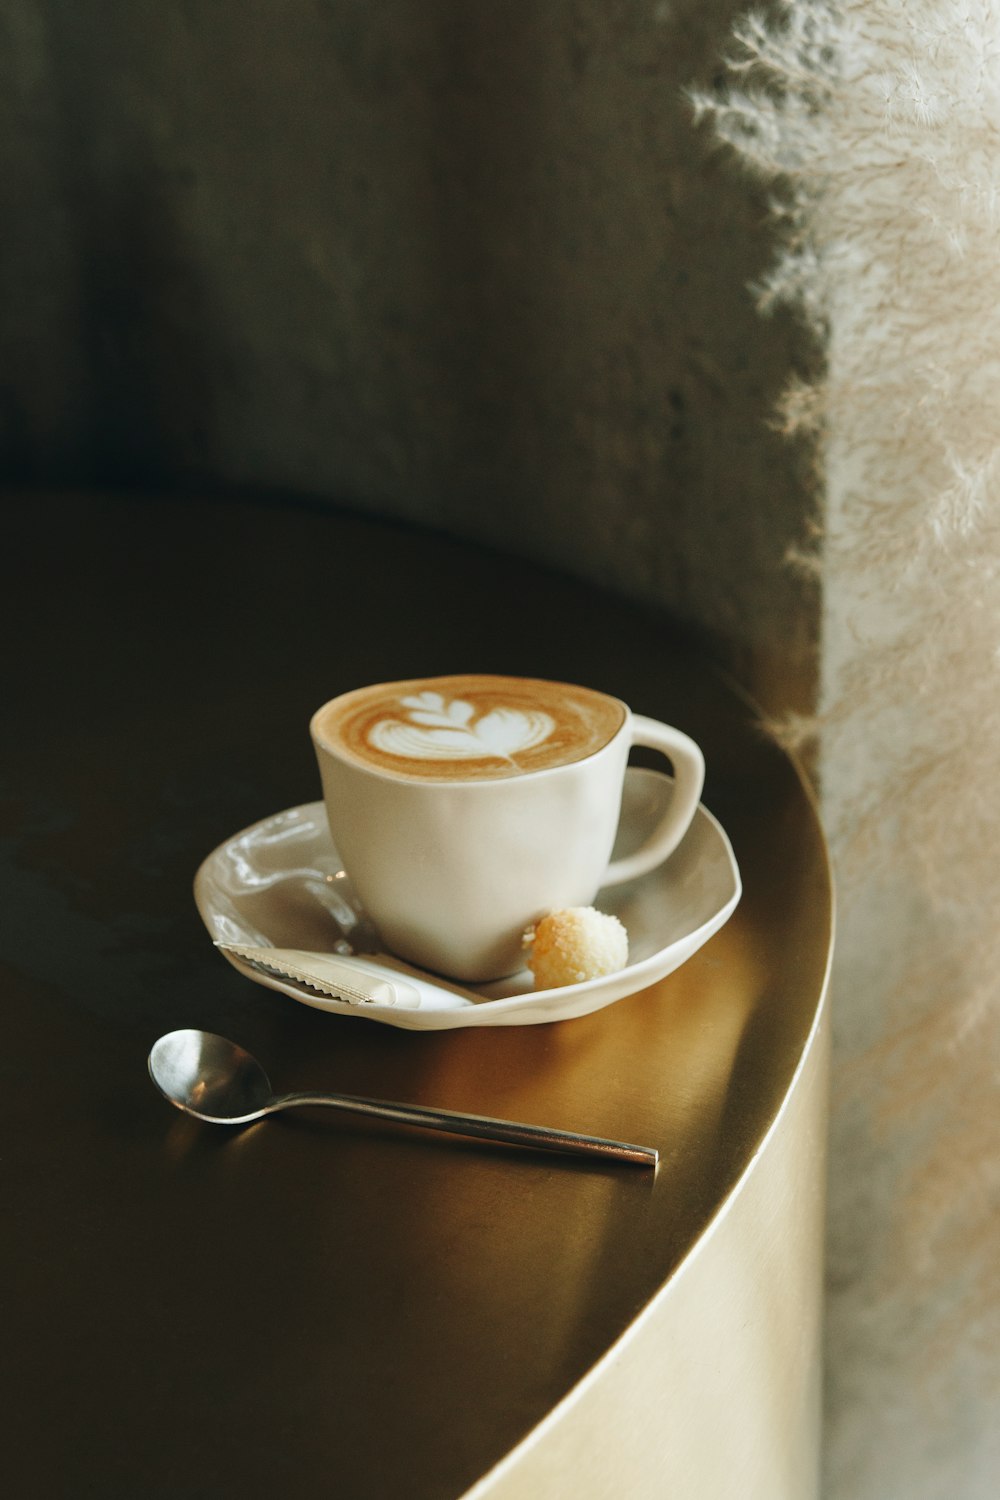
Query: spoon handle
xmin=272 ymin=1090 xmax=657 ymax=1167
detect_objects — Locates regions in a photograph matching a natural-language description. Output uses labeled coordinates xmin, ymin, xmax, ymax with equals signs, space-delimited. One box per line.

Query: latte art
xmin=369 ymin=692 xmax=556 ymax=763
xmin=314 ymin=674 xmax=626 ymax=782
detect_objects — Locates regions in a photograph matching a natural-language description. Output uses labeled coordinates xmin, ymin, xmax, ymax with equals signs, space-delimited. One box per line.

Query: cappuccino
xmin=310 ymin=673 xmax=705 ymax=977
xmin=313 ymin=675 xmax=626 ymax=782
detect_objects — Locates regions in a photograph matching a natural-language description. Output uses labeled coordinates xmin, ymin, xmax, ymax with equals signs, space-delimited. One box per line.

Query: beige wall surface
xmin=0 ymin=1 xmax=817 ymax=713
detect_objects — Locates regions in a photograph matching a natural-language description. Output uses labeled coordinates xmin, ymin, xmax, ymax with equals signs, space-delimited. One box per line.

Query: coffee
xmin=311 ymin=674 xmax=705 ymax=978
xmin=313 ymin=674 xmax=626 ymax=782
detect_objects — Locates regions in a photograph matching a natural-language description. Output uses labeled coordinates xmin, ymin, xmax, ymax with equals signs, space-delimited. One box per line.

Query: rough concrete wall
xmin=0 ymin=1 xmax=817 ymax=713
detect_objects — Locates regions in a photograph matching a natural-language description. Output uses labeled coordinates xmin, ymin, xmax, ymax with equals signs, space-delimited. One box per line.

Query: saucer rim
xmin=193 ymin=770 xmax=742 ymax=1026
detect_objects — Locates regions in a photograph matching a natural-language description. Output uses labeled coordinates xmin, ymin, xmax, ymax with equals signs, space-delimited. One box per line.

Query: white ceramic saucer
xmin=194 ymin=769 xmax=742 ymax=1030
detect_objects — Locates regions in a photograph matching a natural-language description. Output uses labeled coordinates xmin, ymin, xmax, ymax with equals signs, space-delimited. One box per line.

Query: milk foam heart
xmin=315 ymin=674 xmax=625 ymax=782
xmin=370 ymin=692 xmax=556 ymax=763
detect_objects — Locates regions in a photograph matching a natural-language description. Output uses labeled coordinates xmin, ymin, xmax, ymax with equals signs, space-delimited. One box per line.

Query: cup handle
xmin=602 ymin=716 xmax=705 ymax=886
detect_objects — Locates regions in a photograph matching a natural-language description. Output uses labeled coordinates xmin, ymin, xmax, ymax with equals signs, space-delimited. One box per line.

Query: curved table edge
xmin=463 ymin=813 xmax=834 ymax=1500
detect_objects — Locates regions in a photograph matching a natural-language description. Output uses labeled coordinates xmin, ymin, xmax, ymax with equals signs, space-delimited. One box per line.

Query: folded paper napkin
xmin=216 ymin=941 xmax=474 ymax=1011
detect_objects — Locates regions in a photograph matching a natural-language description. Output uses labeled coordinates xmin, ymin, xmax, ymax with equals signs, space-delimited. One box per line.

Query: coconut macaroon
xmin=524 ymin=907 xmax=629 ymax=989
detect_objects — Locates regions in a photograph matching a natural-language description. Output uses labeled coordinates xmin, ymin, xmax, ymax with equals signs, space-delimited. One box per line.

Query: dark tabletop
xmin=2 ymin=492 xmax=831 ymax=1500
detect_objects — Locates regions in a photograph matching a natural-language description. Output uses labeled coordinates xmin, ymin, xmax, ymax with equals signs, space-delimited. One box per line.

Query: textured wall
xmin=0 ymin=1 xmax=817 ymax=711
xmin=702 ymin=8 xmax=1000 ymax=1499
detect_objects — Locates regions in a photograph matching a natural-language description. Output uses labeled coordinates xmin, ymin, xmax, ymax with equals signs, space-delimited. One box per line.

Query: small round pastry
xmin=524 ymin=906 xmax=629 ymax=989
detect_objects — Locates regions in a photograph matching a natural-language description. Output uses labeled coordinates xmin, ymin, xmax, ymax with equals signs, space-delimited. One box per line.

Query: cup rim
xmin=309 ymin=674 xmax=631 ymax=787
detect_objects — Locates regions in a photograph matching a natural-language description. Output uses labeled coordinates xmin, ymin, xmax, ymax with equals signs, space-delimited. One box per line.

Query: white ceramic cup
xmin=310 ymin=677 xmax=705 ymax=982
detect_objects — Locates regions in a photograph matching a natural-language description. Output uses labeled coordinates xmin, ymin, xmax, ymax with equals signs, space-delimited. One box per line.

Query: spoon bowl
xmin=148 ymin=1028 xmax=657 ymax=1167
xmin=150 ymin=1030 xmax=276 ymax=1123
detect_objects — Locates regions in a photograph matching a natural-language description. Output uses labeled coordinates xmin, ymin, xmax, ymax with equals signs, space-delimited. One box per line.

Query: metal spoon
xmin=149 ymin=1029 xmax=658 ymax=1168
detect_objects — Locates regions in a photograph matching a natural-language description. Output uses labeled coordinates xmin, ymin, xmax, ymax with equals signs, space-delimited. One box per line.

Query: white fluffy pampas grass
xmin=695 ymin=4 xmax=1000 ymax=1498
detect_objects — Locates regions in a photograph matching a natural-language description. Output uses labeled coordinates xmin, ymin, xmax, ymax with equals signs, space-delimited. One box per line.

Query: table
xmin=3 ymin=493 xmax=832 ymax=1499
